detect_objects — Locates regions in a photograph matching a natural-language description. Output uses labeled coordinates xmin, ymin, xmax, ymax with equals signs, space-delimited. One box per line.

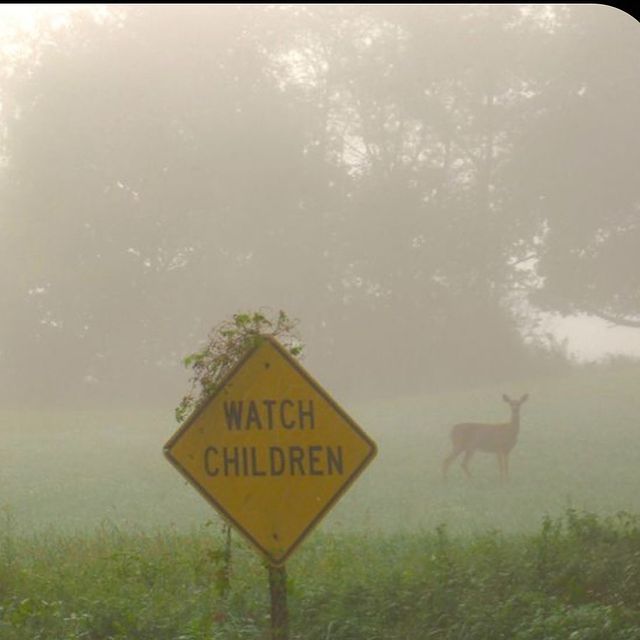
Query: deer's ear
xmin=502 ymin=394 xmax=510 ymax=403
xmin=521 ymin=393 xmax=529 ymax=403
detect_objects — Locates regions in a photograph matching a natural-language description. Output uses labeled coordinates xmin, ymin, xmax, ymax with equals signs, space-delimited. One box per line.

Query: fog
xmin=1 ymin=5 xmax=640 ymax=533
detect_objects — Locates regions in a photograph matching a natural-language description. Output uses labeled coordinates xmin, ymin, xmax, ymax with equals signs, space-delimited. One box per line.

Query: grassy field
xmin=2 ymin=361 xmax=639 ymax=536
xmin=2 ymin=362 xmax=640 ymax=638
xmin=2 ymin=509 xmax=640 ymax=639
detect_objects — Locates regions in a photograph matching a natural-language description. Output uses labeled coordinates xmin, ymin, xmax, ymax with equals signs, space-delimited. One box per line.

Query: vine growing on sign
xmin=176 ymin=310 xmax=303 ymax=424
xmin=175 ymin=309 xmax=303 ymax=595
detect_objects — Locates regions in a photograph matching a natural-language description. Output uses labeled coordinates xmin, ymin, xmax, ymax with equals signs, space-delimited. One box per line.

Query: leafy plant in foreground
xmin=175 ymin=309 xmax=302 ymax=424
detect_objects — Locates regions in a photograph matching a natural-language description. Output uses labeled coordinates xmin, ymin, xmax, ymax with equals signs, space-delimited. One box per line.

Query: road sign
xmin=164 ymin=335 xmax=377 ymax=565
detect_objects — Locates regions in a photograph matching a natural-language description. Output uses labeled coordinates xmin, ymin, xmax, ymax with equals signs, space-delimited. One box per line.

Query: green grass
xmin=2 ymin=510 xmax=640 ymax=639
xmin=2 ymin=362 xmax=640 ymax=638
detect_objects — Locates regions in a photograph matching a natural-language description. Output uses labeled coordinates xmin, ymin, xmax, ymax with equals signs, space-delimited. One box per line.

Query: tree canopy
xmin=1 ymin=5 xmax=638 ymax=406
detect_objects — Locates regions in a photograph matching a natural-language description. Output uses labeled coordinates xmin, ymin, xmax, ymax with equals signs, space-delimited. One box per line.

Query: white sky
xmin=542 ymin=314 xmax=640 ymax=362
xmin=0 ymin=4 xmax=78 ymax=34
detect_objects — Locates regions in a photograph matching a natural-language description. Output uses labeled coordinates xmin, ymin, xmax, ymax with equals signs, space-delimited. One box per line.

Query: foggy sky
xmin=0 ymin=4 xmax=639 ymax=408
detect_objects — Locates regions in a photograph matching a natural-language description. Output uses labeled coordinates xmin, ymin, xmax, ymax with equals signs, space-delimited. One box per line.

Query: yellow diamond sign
xmin=164 ymin=336 xmax=377 ymax=565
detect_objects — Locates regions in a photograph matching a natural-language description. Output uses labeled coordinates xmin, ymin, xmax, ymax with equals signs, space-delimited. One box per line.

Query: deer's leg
xmin=496 ymin=453 xmax=509 ymax=482
xmin=461 ymin=450 xmax=474 ymax=478
xmin=442 ymin=448 xmax=462 ymax=479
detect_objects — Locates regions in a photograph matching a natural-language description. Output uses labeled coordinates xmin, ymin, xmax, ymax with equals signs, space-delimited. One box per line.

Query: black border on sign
xmin=163 ymin=334 xmax=378 ymax=566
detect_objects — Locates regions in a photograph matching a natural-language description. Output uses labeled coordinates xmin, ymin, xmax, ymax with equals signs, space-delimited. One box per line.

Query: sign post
xmin=269 ymin=564 xmax=288 ymax=640
xmin=164 ymin=335 xmax=377 ymax=635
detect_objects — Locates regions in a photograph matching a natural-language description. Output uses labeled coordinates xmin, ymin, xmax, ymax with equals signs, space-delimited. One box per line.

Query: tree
xmin=506 ymin=5 xmax=640 ymax=328
xmin=1 ymin=6 xmax=637 ymax=407
xmin=279 ymin=5 xmax=565 ymax=388
xmin=0 ymin=6 xmax=330 ymax=404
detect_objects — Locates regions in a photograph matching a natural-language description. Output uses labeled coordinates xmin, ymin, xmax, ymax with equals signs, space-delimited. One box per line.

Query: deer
xmin=442 ymin=393 xmax=529 ymax=482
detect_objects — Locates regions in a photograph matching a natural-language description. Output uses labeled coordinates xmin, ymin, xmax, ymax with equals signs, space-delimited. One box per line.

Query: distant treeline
xmin=1 ymin=5 xmax=639 ymax=405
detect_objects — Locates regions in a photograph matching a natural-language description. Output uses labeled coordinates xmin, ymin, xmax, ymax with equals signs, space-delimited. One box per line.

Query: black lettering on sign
xmin=251 ymin=447 xmax=266 ymax=476
xmin=224 ymin=402 xmax=243 ymax=429
xmin=223 ymin=400 xmax=315 ymax=430
xmin=223 ymin=447 xmax=239 ymax=476
xmin=246 ymin=401 xmax=262 ymax=429
xmin=270 ymin=447 xmax=285 ymax=475
xmin=327 ymin=446 xmax=344 ymax=475
xmin=263 ymin=399 xmax=277 ymax=429
xmin=280 ymin=400 xmax=296 ymax=429
xmin=204 ymin=446 xmax=219 ymax=476
xmin=204 ymin=445 xmax=345 ymax=477
xmin=241 ymin=447 xmax=249 ymax=475
xmin=298 ymin=400 xmax=315 ymax=429
xmin=308 ymin=445 xmax=323 ymax=476
xmin=289 ymin=446 xmax=306 ymax=475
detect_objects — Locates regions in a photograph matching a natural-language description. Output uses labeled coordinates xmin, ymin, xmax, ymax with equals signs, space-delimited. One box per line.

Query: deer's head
xmin=502 ymin=393 xmax=529 ymax=413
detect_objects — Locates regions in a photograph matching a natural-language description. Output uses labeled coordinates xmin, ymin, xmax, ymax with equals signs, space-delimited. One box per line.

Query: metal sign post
xmin=269 ymin=564 xmax=289 ymax=640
